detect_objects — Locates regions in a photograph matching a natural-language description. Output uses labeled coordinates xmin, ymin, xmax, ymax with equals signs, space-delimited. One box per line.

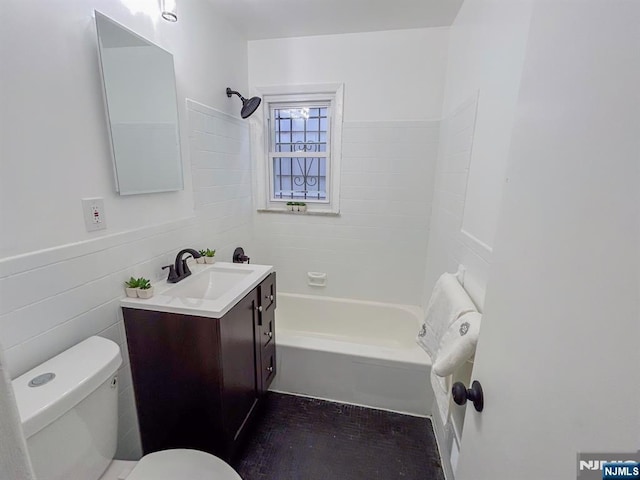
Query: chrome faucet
xmin=162 ymin=248 xmax=202 ymax=283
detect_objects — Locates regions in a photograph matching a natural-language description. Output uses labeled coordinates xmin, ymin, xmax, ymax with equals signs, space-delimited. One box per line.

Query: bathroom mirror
xmin=95 ymin=11 xmax=183 ymax=195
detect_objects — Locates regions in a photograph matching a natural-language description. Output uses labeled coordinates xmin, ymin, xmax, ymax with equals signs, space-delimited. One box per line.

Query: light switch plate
xmin=82 ymin=198 xmax=107 ymax=232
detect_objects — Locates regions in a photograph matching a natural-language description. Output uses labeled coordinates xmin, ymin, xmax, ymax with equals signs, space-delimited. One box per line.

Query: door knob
xmin=452 ymin=380 xmax=484 ymax=412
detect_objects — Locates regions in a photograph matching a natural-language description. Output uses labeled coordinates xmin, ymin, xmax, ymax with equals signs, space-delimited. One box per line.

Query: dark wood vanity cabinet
xmin=123 ymin=272 xmax=276 ymax=461
xmin=257 ymin=272 xmax=276 ymax=393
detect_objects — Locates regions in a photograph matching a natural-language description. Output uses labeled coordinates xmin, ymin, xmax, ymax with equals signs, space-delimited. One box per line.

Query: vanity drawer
xmin=259 ymin=304 xmax=275 ymax=349
xmin=259 ymin=273 xmax=276 ymax=312
xmin=260 ymin=343 xmax=276 ymax=392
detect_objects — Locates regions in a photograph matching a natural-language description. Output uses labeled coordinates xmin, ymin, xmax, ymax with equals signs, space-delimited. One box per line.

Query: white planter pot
xmin=125 ymin=287 xmax=138 ymax=298
xmin=204 ymin=257 xmax=216 ymax=264
xmin=287 ymin=204 xmax=307 ymax=213
xmin=196 ymin=257 xmax=205 ymax=264
xmin=137 ymin=286 xmax=154 ymax=299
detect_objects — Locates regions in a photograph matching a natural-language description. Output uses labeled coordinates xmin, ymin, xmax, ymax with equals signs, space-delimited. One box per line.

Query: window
xmin=254 ymin=84 xmax=343 ymax=214
xmin=271 ymin=105 xmax=329 ymax=201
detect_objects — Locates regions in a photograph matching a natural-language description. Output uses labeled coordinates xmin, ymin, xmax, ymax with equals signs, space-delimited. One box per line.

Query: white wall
xmin=445 ymin=0 xmax=533 ymax=255
xmin=248 ymin=28 xmax=448 ymax=305
xmin=249 ymin=28 xmax=448 ymax=122
xmin=421 ymin=1 xmax=534 ymax=473
xmin=0 ymin=0 xmax=248 ymax=257
xmin=456 ymin=2 xmax=640 ymax=478
xmin=423 ymin=0 xmax=534 ymax=309
xmin=0 ymin=0 xmax=251 ymax=460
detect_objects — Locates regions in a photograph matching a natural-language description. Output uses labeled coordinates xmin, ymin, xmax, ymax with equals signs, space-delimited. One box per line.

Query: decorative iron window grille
xmin=270 ymin=106 xmax=329 ymax=201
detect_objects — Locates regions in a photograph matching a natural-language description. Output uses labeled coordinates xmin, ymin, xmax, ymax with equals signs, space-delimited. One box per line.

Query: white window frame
xmin=252 ymin=84 xmax=344 ymax=214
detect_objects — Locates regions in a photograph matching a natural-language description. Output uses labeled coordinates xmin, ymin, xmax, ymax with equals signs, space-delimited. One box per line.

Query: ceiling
xmin=208 ymin=0 xmax=464 ymax=40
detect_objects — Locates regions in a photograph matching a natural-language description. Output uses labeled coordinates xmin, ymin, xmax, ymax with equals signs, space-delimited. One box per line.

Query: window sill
xmin=257 ymin=208 xmax=340 ymax=217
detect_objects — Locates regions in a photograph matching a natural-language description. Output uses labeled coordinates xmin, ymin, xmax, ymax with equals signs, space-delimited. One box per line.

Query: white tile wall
xmin=253 ymin=120 xmax=439 ymax=306
xmin=0 ymin=220 xmax=201 ymax=459
xmin=421 ymin=94 xmax=490 ymax=467
xmin=187 ymin=100 xmax=255 ymax=259
xmin=0 ymin=100 xmax=255 ymax=461
xmin=422 ymin=94 xmax=490 ymax=311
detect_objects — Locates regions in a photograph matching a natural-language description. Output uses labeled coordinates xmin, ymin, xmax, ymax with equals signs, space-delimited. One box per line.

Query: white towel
xmin=430 ymin=369 xmax=451 ymax=427
xmin=416 ymin=273 xmax=477 ymax=359
xmin=433 ymin=311 xmax=482 ymax=377
xmin=417 ymin=272 xmax=477 ymax=426
xmin=0 ymin=345 xmax=36 ymax=480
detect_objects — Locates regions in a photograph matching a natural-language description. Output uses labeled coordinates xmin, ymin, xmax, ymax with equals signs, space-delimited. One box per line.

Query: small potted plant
xmin=197 ymin=249 xmax=207 ymax=264
xmin=136 ymin=277 xmax=154 ymax=299
xmin=286 ymin=201 xmax=307 ymax=213
xmin=124 ymin=277 xmax=139 ymax=298
xmin=204 ymin=248 xmax=216 ymax=264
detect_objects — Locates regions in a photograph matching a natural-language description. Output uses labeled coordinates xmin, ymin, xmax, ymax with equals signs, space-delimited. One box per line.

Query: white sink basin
xmin=121 ymin=262 xmax=274 ymax=318
xmin=165 ymin=266 xmax=252 ymax=300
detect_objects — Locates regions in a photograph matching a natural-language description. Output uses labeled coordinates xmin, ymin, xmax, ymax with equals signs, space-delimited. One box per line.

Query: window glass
xmin=271 ymin=106 xmax=329 ymax=201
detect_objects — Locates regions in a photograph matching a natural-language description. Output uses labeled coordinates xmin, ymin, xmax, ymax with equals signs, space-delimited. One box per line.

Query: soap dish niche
xmin=308 ymin=272 xmax=327 ymax=287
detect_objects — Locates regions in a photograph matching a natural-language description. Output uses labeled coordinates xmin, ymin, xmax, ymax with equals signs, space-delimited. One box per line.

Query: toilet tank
xmin=12 ymin=336 xmax=123 ymax=480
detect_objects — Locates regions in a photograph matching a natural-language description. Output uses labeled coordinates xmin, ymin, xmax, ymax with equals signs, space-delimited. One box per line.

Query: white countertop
xmin=120 ymin=262 xmax=274 ymax=318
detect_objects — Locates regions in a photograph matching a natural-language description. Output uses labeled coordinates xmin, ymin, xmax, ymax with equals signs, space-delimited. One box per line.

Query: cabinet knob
xmin=266 ymin=294 xmax=274 ymax=301
xmin=256 ymin=305 xmax=263 ymax=312
xmin=266 ymin=366 xmax=273 ymax=373
xmin=264 ymin=331 xmax=273 ymax=338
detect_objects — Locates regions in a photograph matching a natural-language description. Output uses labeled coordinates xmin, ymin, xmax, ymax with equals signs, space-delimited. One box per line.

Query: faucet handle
xmin=162 ymin=264 xmax=179 ymax=283
xmin=233 ymin=247 xmax=250 ymax=264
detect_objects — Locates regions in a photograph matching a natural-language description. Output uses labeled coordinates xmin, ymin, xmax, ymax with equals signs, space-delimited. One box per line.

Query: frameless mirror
xmin=95 ymin=11 xmax=183 ymax=195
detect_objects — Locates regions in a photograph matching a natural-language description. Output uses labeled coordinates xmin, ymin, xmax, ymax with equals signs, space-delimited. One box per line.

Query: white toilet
xmin=12 ymin=336 xmax=242 ymax=480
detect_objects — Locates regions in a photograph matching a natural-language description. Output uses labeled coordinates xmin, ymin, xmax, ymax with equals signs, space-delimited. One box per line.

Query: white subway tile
xmin=0 ymin=101 xmax=253 ymax=458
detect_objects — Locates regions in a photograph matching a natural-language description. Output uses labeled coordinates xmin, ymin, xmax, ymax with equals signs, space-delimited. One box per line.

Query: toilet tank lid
xmin=12 ymin=336 xmax=122 ymax=439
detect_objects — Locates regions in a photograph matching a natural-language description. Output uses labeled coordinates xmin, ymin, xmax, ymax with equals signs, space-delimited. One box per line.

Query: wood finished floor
xmin=233 ymin=393 xmax=445 ymax=480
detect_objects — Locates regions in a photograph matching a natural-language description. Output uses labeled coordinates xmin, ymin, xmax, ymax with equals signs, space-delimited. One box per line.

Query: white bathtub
xmin=271 ymin=293 xmax=433 ymax=416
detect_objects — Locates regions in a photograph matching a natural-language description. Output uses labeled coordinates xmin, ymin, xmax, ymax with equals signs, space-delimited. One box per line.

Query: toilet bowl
xmin=120 ymin=449 xmax=241 ymax=480
xmin=12 ymin=336 xmax=241 ymax=480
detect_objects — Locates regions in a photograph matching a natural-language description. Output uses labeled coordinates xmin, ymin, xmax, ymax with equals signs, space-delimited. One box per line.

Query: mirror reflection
xmin=95 ymin=11 xmax=183 ymax=195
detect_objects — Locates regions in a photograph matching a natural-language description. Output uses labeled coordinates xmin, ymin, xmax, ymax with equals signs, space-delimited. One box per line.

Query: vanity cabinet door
xmin=219 ymin=287 xmax=260 ymax=449
xmin=256 ymin=273 xmax=277 ymax=393
xmin=123 ymin=309 xmax=224 ymax=456
xmin=260 ymin=343 xmax=277 ymax=392
xmin=260 ymin=272 xmax=277 ymax=312
xmin=258 ymin=273 xmax=276 ymax=350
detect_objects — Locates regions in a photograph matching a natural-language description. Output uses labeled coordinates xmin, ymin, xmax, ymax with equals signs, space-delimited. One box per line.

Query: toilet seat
xmin=125 ymin=449 xmax=242 ymax=480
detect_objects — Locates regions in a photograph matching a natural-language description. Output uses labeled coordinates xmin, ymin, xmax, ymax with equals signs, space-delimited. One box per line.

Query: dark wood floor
xmin=233 ymin=392 xmax=445 ymax=480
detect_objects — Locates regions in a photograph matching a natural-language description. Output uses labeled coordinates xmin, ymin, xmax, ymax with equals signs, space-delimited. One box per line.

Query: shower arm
xmin=226 ymin=88 xmax=246 ymax=102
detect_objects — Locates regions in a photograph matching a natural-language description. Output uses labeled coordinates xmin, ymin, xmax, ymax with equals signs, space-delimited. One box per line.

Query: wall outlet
xmin=82 ymin=198 xmax=107 ymax=232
